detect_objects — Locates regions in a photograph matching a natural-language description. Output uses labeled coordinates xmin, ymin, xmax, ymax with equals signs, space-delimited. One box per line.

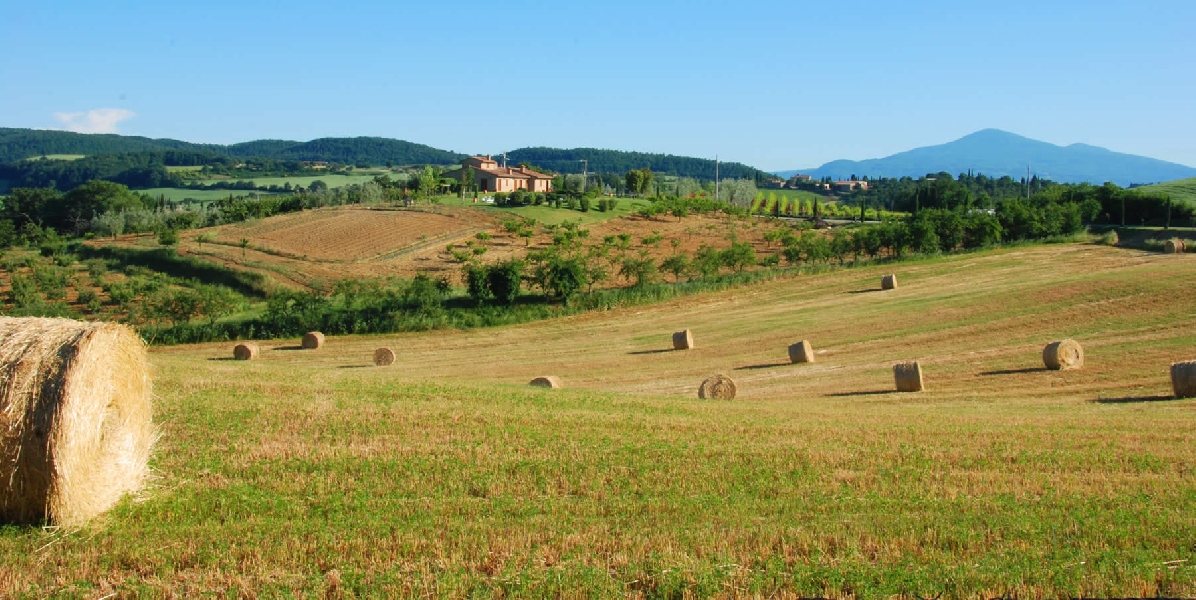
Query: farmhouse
xmin=459 ymin=155 xmax=554 ymax=193
xmin=833 ymin=180 xmax=868 ymax=191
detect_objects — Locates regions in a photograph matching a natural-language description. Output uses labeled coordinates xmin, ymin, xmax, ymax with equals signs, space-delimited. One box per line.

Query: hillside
xmin=778 ymin=129 xmax=1196 ymax=186
xmin=1137 ymin=177 xmax=1196 ymax=206
xmin=0 ymin=128 xmax=463 ymax=166
xmin=3 ymin=242 xmax=1195 ymax=596
xmin=504 ymin=147 xmax=764 ymax=180
xmin=0 ymin=128 xmax=772 ymax=181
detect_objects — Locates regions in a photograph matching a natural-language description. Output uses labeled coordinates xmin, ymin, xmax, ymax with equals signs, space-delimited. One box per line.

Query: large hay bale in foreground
xmin=233 ymin=343 xmax=259 ymax=361
xmin=1172 ymin=361 xmax=1196 ymax=399
xmin=1163 ymin=239 xmax=1187 ymax=254
xmin=373 ymin=348 xmax=396 ymax=366
xmin=881 ymin=274 xmax=898 ymax=290
xmin=0 ymin=317 xmax=154 ymax=526
xmin=788 ymin=340 xmax=815 ymax=364
xmin=673 ymin=329 xmax=695 ymax=350
xmin=301 ymin=331 xmax=325 ymax=349
xmin=1042 ymin=339 xmax=1084 ymax=371
xmin=698 ymin=374 xmax=737 ymax=400
xmin=529 ymin=376 xmax=562 ymax=389
xmin=893 ymin=361 xmax=925 ymax=392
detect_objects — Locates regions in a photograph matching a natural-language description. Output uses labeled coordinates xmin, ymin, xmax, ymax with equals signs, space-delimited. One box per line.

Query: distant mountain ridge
xmin=0 ymin=128 xmax=767 ymax=182
xmin=777 ymin=129 xmax=1196 ymax=186
xmin=0 ymin=128 xmax=465 ymax=166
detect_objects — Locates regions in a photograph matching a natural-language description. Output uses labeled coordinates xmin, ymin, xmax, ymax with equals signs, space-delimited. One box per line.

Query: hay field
xmin=3 ymin=243 xmax=1195 ymax=597
xmin=209 ymin=207 xmax=481 ymax=262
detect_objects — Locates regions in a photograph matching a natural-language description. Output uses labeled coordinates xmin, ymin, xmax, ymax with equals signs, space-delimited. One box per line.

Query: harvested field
xmin=4 ymin=243 xmax=1193 ymax=597
xmin=209 ymin=207 xmax=483 ymax=262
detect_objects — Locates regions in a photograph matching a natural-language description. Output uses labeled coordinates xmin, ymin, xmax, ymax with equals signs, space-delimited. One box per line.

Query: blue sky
xmin=3 ymin=0 xmax=1193 ymax=170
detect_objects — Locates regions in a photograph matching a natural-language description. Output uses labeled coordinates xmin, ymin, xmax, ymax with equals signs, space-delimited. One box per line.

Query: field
xmin=2 ymin=242 xmax=1195 ymax=597
xmin=22 ymin=154 xmax=85 ymax=161
xmin=209 ymin=207 xmax=481 ymax=262
xmin=194 ymin=173 xmax=380 ymax=190
xmin=1140 ymin=177 xmax=1196 ymax=207
xmin=141 ymin=187 xmax=279 ymax=203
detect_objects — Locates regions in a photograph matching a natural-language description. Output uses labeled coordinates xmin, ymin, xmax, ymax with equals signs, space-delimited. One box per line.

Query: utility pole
xmin=579 ymin=159 xmax=588 ymax=193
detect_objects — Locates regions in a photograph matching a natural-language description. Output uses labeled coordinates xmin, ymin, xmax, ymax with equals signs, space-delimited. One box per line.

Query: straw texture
xmin=0 ymin=317 xmax=154 ymax=526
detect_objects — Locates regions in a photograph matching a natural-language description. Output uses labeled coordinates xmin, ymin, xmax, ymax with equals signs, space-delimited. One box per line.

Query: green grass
xmin=22 ymin=154 xmax=85 ymax=161
xmin=186 ymin=173 xmax=380 ymax=190
xmin=1138 ymin=177 xmax=1196 ymax=207
xmin=2 ymin=243 xmax=1196 ymax=596
xmin=140 ymin=187 xmax=280 ymax=203
xmin=164 ymin=165 xmax=205 ymax=173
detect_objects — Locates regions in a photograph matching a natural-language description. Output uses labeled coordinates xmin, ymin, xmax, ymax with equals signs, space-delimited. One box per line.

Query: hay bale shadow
xmin=824 ymin=390 xmax=897 ymax=397
xmin=207 ymin=357 xmax=237 ymax=361
xmin=272 ymin=345 xmax=305 ymax=351
xmin=1092 ymin=394 xmax=1176 ymax=404
xmin=735 ymin=362 xmax=792 ymax=371
xmin=979 ymin=367 xmax=1050 ymax=376
xmin=847 ymin=289 xmax=881 ymax=294
xmin=336 ymin=365 xmax=372 ymax=370
xmin=628 ymin=349 xmax=674 ymax=355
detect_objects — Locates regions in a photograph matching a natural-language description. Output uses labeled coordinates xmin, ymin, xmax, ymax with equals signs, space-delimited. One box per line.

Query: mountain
xmin=0 ymin=128 xmax=464 ymax=166
xmin=777 ymin=129 xmax=1196 ymax=186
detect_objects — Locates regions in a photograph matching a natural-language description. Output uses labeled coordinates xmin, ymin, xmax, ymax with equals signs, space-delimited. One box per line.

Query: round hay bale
xmin=698 ymin=374 xmax=737 ymax=400
xmin=529 ymin=376 xmax=562 ymax=389
xmin=233 ymin=343 xmax=259 ymax=361
xmin=373 ymin=347 xmax=396 ymax=366
xmin=1163 ymin=239 xmax=1186 ymax=254
xmin=0 ymin=317 xmax=154 ymax=526
xmin=881 ymin=274 xmax=898 ymax=290
xmin=672 ymin=329 xmax=695 ymax=350
xmin=1171 ymin=361 xmax=1196 ymax=399
xmin=788 ymin=340 xmax=815 ymax=364
xmin=893 ymin=361 xmax=925 ymax=392
xmin=301 ymin=331 xmax=325 ymax=349
xmin=1042 ymin=339 xmax=1084 ymax=371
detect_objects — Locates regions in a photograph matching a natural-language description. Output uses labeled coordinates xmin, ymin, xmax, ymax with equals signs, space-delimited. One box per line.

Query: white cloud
xmin=52 ymin=108 xmax=136 ymax=134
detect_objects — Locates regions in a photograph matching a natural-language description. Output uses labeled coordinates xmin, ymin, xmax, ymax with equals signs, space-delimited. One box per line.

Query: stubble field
xmin=1 ymin=243 xmax=1195 ymax=598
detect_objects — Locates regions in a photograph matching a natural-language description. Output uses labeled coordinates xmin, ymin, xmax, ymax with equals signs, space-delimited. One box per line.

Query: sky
xmin=2 ymin=0 xmax=1194 ymax=171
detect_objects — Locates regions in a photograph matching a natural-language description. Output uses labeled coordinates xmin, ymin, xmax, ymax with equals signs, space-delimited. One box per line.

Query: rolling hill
xmin=1136 ymin=177 xmax=1196 ymax=206
xmin=777 ymin=129 xmax=1196 ymax=186
xmin=0 ymin=128 xmax=771 ymax=182
xmin=0 ymin=128 xmax=464 ymax=166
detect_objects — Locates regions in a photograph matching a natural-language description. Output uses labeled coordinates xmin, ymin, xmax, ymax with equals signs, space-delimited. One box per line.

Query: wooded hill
xmin=0 ymin=129 xmax=772 ymax=189
xmin=0 ymin=128 xmax=465 ymax=167
xmin=504 ymin=147 xmax=764 ymax=181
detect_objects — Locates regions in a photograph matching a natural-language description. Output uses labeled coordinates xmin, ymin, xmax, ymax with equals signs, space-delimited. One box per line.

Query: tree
xmin=239 ymin=238 xmax=250 ymax=258
xmin=158 ymin=228 xmax=179 ymax=248
xmin=625 ymin=168 xmax=653 ymax=196
xmin=660 ymin=253 xmax=690 ymax=282
xmin=546 ymin=257 xmax=586 ymax=306
xmin=487 ymin=259 xmax=524 ymax=305
xmin=619 ymin=256 xmax=657 ymax=287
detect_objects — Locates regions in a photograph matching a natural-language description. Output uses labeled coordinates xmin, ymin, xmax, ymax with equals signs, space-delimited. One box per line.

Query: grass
xmin=2 ymin=243 xmax=1196 ymax=597
xmin=1138 ymin=177 xmax=1196 ymax=207
xmin=140 ymin=187 xmax=281 ymax=203
xmin=436 ymin=194 xmax=655 ymax=225
xmin=22 ymin=154 xmax=86 ymax=161
xmin=184 ymin=174 xmax=380 ymax=190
